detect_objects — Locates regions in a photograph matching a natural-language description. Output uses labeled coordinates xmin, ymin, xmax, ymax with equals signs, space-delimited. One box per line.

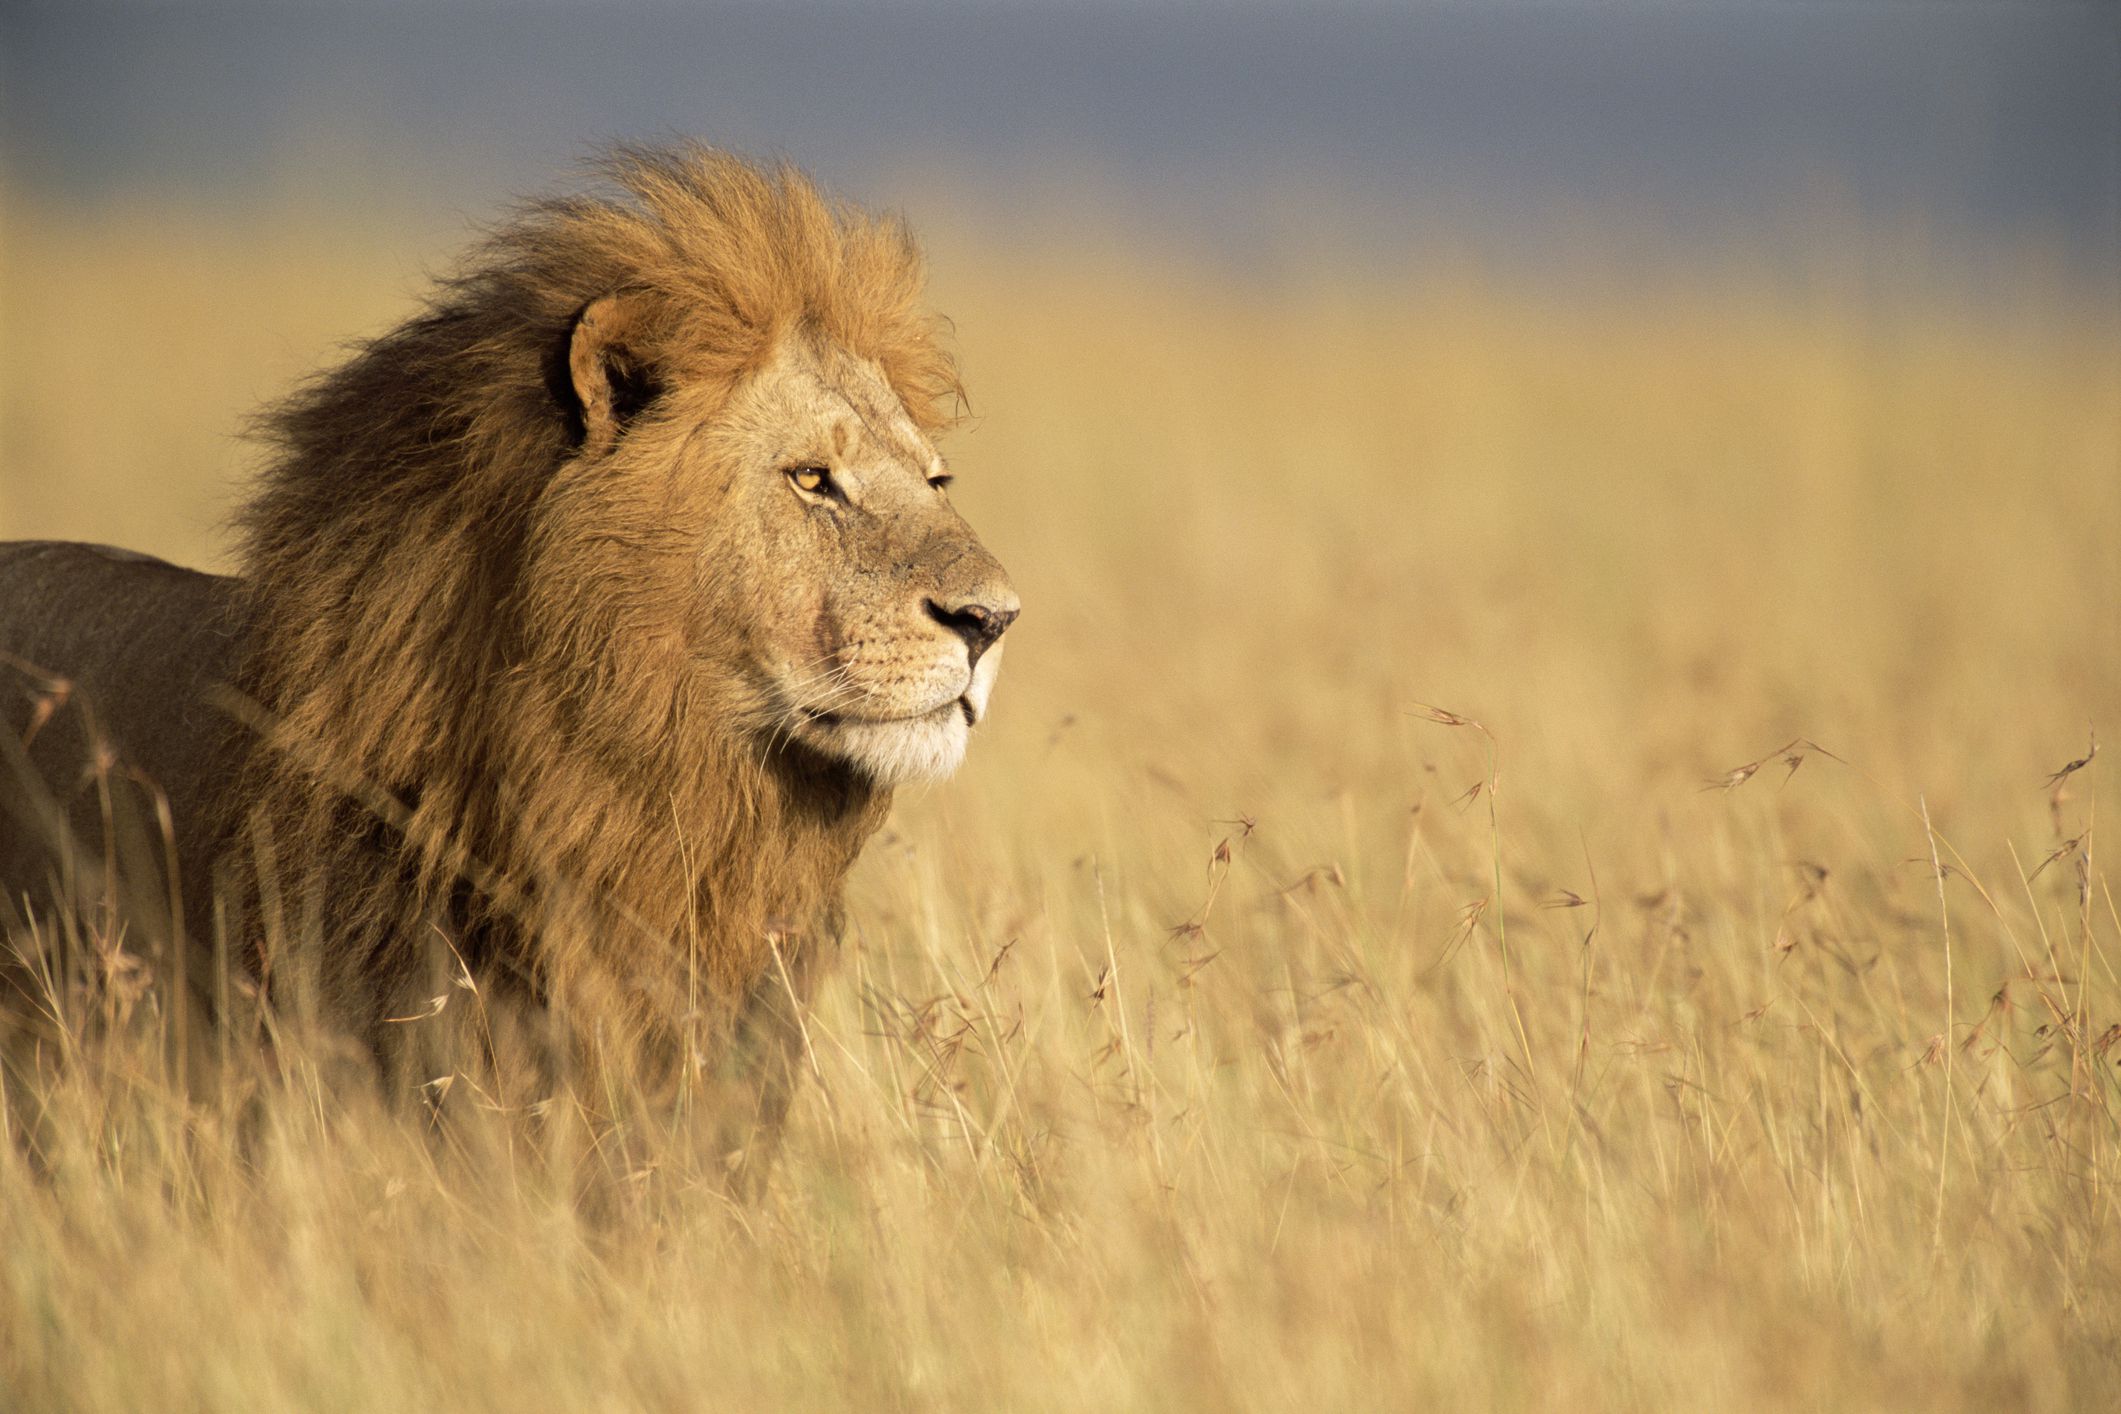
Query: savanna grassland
xmin=2 ymin=195 xmax=2118 ymax=1411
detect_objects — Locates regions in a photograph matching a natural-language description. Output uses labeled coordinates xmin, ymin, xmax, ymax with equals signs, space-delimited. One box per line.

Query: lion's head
xmin=554 ymin=299 xmax=1017 ymax=786
xmin=231 ymin=146 xmax=1018 ymax=1043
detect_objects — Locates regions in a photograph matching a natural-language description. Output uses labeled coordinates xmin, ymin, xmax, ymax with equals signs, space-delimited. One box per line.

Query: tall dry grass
xmin=2 ymin=196 xmax=2118 ymax=1410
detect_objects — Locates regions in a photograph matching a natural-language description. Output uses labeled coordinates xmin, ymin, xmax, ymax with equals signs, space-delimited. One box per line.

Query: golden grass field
xmin=3 ymin=194 xmax=2119 ymax=1410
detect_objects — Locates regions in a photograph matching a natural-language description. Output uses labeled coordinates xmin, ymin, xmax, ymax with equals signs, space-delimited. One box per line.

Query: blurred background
xmin=4 ymin=1 xmax=2117 ymax=541
xmin=4 ymin=0 xmax=2117 ymax=553
xmin=6 ymin=1 xmax=2119 ymax=273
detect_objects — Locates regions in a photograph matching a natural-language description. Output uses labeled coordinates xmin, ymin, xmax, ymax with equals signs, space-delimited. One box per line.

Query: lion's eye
xmin=787 ymin=466 xmax=834 ymax=498
xmin=928 ymin=474 xmax=955 ymax=491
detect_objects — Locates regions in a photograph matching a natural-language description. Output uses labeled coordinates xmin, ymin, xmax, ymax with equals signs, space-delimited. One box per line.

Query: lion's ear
xmin=567 ymin=293 xmax=661 ymax=456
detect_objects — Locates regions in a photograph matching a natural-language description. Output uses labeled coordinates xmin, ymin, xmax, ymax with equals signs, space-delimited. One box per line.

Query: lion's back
xmin=0 ymin=541 xmax=246 ymax=956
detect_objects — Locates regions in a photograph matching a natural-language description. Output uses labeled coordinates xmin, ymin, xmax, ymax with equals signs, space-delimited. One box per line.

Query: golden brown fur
xmin=3 ymin=145 xmax=1018 ymax=1171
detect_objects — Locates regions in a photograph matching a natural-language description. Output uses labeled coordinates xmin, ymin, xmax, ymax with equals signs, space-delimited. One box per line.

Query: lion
xmin=0 ymin=145 xmax=1017 ymax=1174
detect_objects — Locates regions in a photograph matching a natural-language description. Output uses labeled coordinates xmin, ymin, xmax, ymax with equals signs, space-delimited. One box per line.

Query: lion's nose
xmin=927 ymin=594 xmax=1019 ymax=668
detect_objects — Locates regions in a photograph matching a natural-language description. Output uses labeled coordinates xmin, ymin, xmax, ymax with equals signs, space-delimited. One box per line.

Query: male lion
xmin=0 ymin=145 xmax=1017 ymax=1172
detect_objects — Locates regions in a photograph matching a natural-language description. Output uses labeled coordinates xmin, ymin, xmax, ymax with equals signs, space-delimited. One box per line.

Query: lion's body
xmin=0 ymin=147 xmax=1016 ymax=1165
xmin=0 ymin=543 xmax=242 ymax=939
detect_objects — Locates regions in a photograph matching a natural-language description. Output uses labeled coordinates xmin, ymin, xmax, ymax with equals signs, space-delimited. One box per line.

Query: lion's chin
xmin=795 ymin=699 xmax=971 ymax=786
xmin=784 ymin=644 xmax=1002 ymax=787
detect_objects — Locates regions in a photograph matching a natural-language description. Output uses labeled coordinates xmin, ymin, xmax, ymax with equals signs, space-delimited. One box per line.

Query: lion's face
xmin=662 ymin=334 xmax=1017 ymax=786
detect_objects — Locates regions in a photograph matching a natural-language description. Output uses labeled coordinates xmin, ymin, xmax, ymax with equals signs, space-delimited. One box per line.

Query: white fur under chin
xmin=829 ymin=708 xmax=970 ymax=785
xmin=805 ymin=643 xmax=1003 ymax=787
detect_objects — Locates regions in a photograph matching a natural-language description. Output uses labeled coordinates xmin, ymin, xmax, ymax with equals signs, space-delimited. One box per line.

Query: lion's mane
xmin=230 ymin=145 xmax=961 ymax=1089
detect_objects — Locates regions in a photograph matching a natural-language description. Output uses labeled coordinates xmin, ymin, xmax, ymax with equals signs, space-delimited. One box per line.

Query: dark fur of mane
xmin=226 ymin=145 xmax=959 ymax=1093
